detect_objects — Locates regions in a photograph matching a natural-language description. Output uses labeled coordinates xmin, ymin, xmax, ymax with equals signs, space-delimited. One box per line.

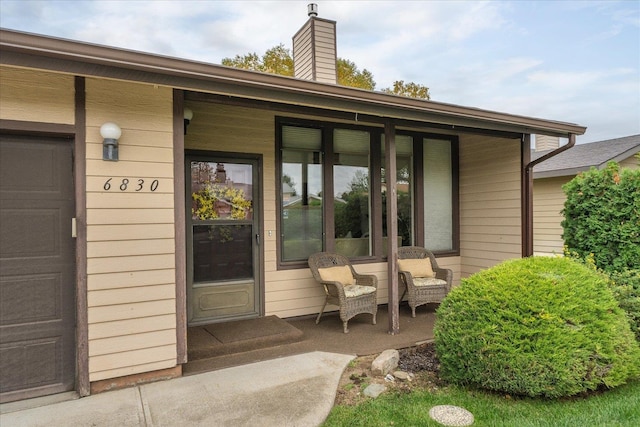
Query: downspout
xmin=522 ymin=133 xmax=576 ymax=257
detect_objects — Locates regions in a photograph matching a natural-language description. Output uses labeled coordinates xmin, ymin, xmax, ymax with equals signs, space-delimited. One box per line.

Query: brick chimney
xmin=292 ymin=3 xmax=337 ymax=84
xmin=535 ymin=135 xmax=560 ymax=151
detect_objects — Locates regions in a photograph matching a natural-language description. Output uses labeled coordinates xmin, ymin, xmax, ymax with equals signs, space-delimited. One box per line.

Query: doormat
xmin=188 ymin=316 xmax=303 ymax=360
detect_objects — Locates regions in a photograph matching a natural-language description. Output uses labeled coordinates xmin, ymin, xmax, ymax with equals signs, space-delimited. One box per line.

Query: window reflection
xmin=334 ymin=129 xmax=371 ymax=257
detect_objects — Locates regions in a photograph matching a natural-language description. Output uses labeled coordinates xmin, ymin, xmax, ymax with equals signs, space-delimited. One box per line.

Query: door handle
xmin=255 ymin=233 xmax=260 ymax=245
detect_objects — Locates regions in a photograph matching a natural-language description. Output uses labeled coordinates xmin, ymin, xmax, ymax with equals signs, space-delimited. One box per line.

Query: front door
xmin=0 ymin=135 xmax=76 ymax=403
xmin=187 ymin=154 xmax=262 ymax=325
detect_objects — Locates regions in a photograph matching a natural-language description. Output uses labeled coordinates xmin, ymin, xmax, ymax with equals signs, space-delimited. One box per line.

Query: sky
xmin=1 ymin=0 xmax=639 ymax=144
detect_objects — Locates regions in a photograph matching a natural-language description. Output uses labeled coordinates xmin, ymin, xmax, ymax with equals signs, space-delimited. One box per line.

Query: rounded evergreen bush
xmin=434 ymin=256 xmax=640 ymax=398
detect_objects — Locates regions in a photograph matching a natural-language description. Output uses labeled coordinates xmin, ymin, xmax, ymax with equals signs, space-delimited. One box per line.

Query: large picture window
xmin=277 ymin=118 xmax=458 ymax=267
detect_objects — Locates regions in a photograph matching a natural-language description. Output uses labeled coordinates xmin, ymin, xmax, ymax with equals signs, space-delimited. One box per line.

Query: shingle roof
xmin=532 ymin=134 xmax=640 ymax=178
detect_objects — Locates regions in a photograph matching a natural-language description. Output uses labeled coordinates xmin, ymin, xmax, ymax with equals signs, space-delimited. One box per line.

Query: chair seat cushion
xmin=413 ymin=277 xmax=448 ymax=287
xmin=344 ymin=284 xmax=376 ymax=298
xmin=318 ymin=265 xmax=354 ymax=286
xmin=398 ymin=258 xmax=435 ymax=278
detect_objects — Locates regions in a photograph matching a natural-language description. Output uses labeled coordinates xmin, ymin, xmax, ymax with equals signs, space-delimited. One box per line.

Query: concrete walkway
xmin=1 ymin=351 xmax=355 ymax=427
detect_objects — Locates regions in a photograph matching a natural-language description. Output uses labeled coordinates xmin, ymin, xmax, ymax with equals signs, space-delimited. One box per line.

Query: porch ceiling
xmin=0 ymin=28 xmax=586 ymax=138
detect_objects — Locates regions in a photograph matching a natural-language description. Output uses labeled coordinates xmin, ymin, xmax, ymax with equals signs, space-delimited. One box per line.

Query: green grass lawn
xmin=323 ymin=380 xmax=640 ymax=427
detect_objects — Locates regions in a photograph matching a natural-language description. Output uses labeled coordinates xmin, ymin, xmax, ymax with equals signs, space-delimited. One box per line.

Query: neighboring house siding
xmin=85 ymin=78 xmax=177 ymax=381
xmin=0 ymin=65 xmax=74 ymax=124
xmin=619 ymin=155 xmax=639 ymax=169
xmin=533 ymin=153 xmax=638 ymax=256
xmin=459 ymin=135 xmax=522 ymax=277
xmin=533 ymin=176 xmax=570 ymax=255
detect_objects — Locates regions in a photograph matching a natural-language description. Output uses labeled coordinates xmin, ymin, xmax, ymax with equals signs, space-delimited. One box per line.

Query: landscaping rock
xmin=393 ymin=371 xmax=412 ymax=381
xmin=429 ymin=405 xmax=474 ymax=426
xmin=371 ymin=349 xmax=399 ymax=376
xmin=363 ymin=383 xmax=387 ymax=398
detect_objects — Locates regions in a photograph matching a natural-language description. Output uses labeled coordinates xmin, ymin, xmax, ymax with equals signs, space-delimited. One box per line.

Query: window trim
xmin=276 ymin=116 xmax=459 ymax=269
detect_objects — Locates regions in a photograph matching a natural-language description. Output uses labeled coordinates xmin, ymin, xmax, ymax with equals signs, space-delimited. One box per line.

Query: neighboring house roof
xmin=0 ymin=28 xmax=586 ymax=139
xmin=532 ymin=134 xmax=640 ymax=179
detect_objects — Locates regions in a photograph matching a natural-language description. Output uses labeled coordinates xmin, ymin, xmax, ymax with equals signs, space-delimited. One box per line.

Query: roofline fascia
xmin=0 ymin=28 xmax=587 ymax=137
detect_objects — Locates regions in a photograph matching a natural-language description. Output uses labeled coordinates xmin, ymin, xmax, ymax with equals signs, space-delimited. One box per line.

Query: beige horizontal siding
xmin=88 ymin=269 xmax=175 ymax=291
xmin=85 ymin=78 xmax=177 ymax=381
xmin=89 ymin=346 xmax=176 ymax=382
xmin=618 ymin=155 xmax=639 ymax=169
xmin=88 ymin=314 xmax=176 ymax=340
xmin=0 ymin=66 xmax=75 ymax=124
xmin=87 ymin=224 xmax=175 ymax=241
xmin=88 ymin=299 xmax=176 ymax=324
xmin=459 ymin=135 xmax=522 ymax=278
xmin=89 ymin=330 xmax=176 ymax=357
xmin=533 ymin=176 xmax=569 ymax=256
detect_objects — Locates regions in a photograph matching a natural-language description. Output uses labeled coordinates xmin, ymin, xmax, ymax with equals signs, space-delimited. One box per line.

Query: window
xmin=277 ymin=118 xmax=458 ymax=267
xmin=334 ymin=129 xmax=371 ymax=257
xmin=281 ymin=126 xmax=323 ymax=261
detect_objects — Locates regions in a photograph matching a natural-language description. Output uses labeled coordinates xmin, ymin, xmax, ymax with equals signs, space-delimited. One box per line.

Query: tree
xmin=337 ymin=58 xmax=375 ymax=90
xmin=382 ymin=80 xmax=430 ymax=100
xmin=222 ymin=45 xmax=429 ymax=98
xmin=222 ymin=44 xmax=294 ymax=76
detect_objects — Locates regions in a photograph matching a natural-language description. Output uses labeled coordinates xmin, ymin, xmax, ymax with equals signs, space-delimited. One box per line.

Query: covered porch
xmin=184 ymin=303 xmax=437 ymax=375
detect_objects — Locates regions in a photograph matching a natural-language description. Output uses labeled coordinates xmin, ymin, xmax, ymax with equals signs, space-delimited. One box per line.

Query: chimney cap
xmin=308 ymin=3 xmax=318 ymax=17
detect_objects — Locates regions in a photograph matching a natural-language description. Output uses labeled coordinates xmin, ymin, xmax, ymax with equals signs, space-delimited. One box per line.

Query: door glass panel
xmin=193 ymin=224 xmax=253 ymax=282
xmin=191 ymin=162 xmax=253 ymax=221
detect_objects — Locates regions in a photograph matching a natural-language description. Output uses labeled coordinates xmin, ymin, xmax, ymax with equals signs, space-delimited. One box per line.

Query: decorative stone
xmin=393 ymin=371 xmax=411 ymax=381
xmin=371 ymin=349 xmax=399 ymax=376
xmin=429 ymin=405 xmax=474 ymax=426
xmin=363 ymin=383 xmax=387 ymax=398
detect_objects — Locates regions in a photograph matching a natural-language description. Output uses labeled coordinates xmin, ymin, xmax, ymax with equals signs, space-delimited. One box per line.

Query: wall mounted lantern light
xmin=184 ymin=108 xmax=193 ymax=135
xmin=100 ymin=122 xmax=121 ymax=161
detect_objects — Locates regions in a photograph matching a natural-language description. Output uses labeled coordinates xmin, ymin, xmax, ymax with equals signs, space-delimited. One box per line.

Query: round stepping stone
xmin=429 ymin=405 xmax=474 ymax=426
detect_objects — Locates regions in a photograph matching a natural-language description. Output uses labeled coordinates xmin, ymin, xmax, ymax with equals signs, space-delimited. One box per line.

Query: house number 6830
xmin=103 ymin=178 xmax=159 ymax=192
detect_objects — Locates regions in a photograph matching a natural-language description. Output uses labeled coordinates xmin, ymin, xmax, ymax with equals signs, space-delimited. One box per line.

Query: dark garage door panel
xmin=0 ymin=135 xmax=76 ymax=403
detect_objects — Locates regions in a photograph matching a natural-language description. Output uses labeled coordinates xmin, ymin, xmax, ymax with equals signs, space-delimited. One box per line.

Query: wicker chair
xmin=308 ymin=252 xmax=378 ymax=333
xmin=397 ymin=246 xmax=453 ymax=317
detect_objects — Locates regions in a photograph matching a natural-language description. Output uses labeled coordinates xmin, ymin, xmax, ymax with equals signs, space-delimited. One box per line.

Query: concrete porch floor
xmin=185 ymin=302 xmax=437 ymax=375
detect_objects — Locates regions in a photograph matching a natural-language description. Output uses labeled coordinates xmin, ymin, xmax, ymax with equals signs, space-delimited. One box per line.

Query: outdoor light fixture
xmin=100 ymin=122 xmax=121 ymax=161
xmin=184 ymin=107 xmax=193 ymax=135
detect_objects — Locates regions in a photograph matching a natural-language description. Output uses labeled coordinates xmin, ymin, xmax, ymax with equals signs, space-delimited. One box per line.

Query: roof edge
xmin=0 ymin=28 xmax=587 ymax=137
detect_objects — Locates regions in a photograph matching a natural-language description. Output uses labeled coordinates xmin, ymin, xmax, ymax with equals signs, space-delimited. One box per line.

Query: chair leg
xmin=411 ymin=306 xmax=416 ymax=318
xmin=372 ymin=313 xmax=377 ymax=325
xmin=316 ymin=299 xmax=328 ymax=325
xmin=343 ymin=321 xmax=349 ymax=334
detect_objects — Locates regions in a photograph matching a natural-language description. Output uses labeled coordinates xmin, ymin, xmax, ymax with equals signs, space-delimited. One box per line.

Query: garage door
xmin=0 ymin=135 xmax=76 ymax=403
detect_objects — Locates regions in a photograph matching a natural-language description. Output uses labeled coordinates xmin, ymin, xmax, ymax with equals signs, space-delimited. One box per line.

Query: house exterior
xmin=532 ymin=135 xmax=640 ymax=256
xmin=0 ymin=11 xmax=586 ymax=403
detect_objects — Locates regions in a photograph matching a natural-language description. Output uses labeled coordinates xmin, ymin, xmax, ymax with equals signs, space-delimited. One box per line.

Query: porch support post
xmin=384 ymin=119 xmax=400 ymax=335
xmin=173 ymin=89 xmax=187 ymax=364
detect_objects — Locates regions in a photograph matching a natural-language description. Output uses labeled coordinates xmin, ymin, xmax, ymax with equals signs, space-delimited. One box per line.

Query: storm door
xmin=187 ymin=154 xmax=262 ymax=325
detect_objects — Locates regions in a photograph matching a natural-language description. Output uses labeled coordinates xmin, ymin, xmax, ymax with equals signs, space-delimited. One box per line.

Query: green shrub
xmin=609 ymin=269 xmax=640 ymax=342
xmin=434 ymin=257 xmax=640 ymax=398
xmin=561 ymin=162 xmax=640 ymax=273
xmin=565 ymin=250 xmax=640 ymax=343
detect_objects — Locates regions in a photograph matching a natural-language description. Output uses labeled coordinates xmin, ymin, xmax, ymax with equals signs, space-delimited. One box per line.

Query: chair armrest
xmin=434 ymin=268 xmax=453 ymax=291
xmin=353 ymin=273 xmax=378 ymax=288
